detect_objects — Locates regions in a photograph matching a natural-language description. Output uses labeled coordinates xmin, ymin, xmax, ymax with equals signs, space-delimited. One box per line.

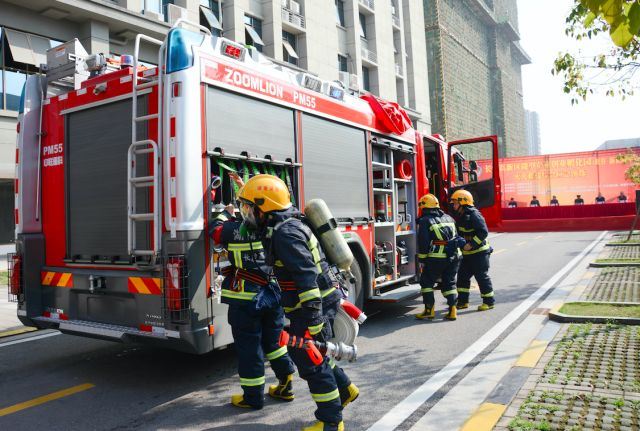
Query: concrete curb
xmin=457 ymin=242 xmax=606 ymax=431
xmin=548 ymin=301 xmax=640 ymax=325
xmin=589 ymin=261 xmax=640 ymax=267
xmin=605 ymin=242 xmax=640 ymax=247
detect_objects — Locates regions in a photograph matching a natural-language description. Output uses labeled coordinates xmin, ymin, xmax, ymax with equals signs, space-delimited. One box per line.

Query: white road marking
xmin=0 ymin=331 xmax=60 ymax=348
xmin=366 ymin=231 xmax=607 ymax=431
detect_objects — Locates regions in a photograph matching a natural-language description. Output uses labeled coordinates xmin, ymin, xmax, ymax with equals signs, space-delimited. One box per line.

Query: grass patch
xmin=0 ymin=270 xmax=7 ymax=287
xmin=595 ymin=258 xmax=640 ymax=263
xmin=559 ymin=302 xmax=640 ymax=318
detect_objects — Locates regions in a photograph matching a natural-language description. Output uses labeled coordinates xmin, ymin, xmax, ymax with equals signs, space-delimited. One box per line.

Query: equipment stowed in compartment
xmin=374 ymin=241 xmax=394 ymax=279
xmin=210 ymin=158 xmax=296 ymax=206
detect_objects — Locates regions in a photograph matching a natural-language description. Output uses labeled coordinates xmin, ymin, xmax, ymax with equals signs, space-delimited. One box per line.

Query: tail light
xmin=165 ymin=256 xmax=184 ymax=311
xmin=9 ymin=254 xmax=22 ymax=297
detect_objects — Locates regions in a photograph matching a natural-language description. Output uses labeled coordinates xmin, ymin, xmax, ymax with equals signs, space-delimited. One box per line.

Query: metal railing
xmin=359 ymin=0 xmax=375 ymax=10
xmin=395 ymin=63 xmax=403 ymax=76
xmin=282 ymin=7 xmax=306 ymax=29
xmin=392 ymin=14 xmax=400 ymax=28
xmin=361 ymin=46 xmax=377 ymax=64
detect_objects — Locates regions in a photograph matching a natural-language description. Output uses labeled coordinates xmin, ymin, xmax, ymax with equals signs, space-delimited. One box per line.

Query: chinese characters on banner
xmin=476 ymin=148 xmax=639 ymax=207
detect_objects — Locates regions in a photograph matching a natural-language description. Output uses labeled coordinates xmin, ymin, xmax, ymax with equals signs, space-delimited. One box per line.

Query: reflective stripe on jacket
xmin=417 ymin=209 xmax=459 ymax=260
xmin=456 ymin=206 xmax=491 ymax=255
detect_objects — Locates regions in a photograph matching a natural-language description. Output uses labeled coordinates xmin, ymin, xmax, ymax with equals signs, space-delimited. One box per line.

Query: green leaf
xmin=628 ymin=2 xmax=640 ymax=35
xmin=584 ymin=11 xmax=597 ymax=27
xmin=583 ymin=0 xmax=606 ymax=15
xmin=602 ymin=0 xmax=623 ymax=25
xmin=610 ymin=17 xmax=634 ymax=47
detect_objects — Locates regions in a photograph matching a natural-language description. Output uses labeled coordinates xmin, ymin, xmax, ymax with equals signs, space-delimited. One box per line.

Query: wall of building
xmin=423 ymin=0 xmax=529 ymax=158
xmin=0 ymin=0 xmax=432 ymax=243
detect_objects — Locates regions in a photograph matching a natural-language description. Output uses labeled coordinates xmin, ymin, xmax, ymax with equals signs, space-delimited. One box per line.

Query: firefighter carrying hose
xmin=415 ymin=194 xmax=464 ymax=321
xmin=210 ymin=200 xmax=296 ymax=410
xmin=237 ymin=174 xmax=357 ymax=431
xmin=449 ymin=189 xmax=495 ymax=311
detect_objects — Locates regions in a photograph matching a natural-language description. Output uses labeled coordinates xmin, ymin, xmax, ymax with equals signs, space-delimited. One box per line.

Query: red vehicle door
xmin=447 ymin=136 xmax=502 ymax=228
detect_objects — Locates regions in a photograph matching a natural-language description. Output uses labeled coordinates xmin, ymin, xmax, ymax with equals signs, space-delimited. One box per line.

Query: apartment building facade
xmin=0 ymin=0 xmax=431 ymax=243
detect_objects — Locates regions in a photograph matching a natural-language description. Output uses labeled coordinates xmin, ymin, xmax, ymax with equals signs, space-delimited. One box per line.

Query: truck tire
xmin=345 ymin=257 xmax=364 ymax=310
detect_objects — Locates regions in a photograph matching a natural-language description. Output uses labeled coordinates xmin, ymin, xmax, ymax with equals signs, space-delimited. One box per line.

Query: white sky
xmin=517 ymin=0 xmax=640 ymax=154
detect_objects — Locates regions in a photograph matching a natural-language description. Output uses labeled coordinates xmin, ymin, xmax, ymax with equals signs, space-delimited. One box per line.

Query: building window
xmin=282 ymin=31 xmax=299 ymax=66
xmin=362 ymin=66 xmax=370 ymax=91
xmin=199 ymin=2 xmax=222 ymax=37
xmin=338 ymin=54 xmax=348 ymax=73
xmin=244 ymin=15 xmax=264 ymax=52
xmin=359 ymin=13 xmax=367 ymax=39
xmin=158 ymin=0 xmax=173 ymax=16
xmin=0 ymin=28 xmax=60 ymax=112
xmin=335 ymin=0 xmax=345 ymax=27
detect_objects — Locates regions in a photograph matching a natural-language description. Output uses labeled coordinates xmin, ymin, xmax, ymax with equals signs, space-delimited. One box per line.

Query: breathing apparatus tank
xmin=304 ymin=199 xmax=354 ymax=272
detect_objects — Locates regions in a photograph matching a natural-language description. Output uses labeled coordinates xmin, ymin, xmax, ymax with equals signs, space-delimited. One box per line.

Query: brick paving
xmin=583 ymin=268 xmax=640 ymax=303
xmin=607 ymin=247 xmax=640 ymax=261
xmin=496 ymin=324 xmax=640 ymax=431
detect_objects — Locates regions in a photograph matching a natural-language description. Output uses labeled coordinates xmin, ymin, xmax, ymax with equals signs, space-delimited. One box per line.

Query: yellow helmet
xmin=237 ymin=174 xmax=292 ymax=213
xmin=450 ymin=189 xmax=474 ymax=206
xmin=418 ymin=194 xmax=439 ymax=209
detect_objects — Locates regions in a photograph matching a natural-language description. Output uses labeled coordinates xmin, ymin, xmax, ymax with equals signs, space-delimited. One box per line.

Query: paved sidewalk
xmin=0 ymin=286 xmax=25 ymax=333
xmin=0 ymin=243 xmax=15 ymax=271
xmin=493 ymin=234 xmax=640 ymax=431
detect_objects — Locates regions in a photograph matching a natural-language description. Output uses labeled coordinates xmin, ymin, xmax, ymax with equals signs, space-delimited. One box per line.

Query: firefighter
xmin=449 ymin=189 xmax=495 ymax=311
xmin=415 ymin=194 xmax=464 ymax=321
xmin=237 ymin=174 xmax=356 ymax=431
xmin=210 ymin=203 xmax=296 ymax=410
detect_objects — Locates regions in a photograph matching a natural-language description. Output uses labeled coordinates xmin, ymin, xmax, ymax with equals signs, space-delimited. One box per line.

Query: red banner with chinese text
xmin=476 ymin=148 xmax=639 ymax=207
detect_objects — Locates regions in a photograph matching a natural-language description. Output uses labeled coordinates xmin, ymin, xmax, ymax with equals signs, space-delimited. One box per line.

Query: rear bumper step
xmin=369 ymin=284 xmax=421 ymax=303
xmin=33 ymin=317 xmax=180 ymax=340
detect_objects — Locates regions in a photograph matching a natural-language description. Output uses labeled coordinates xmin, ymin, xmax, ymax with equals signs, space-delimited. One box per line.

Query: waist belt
xmin=220 ymin=266 xmax=268 ymax=286
xmin=464 ymin=236 xmax=473 ymax=241
xmin=432 ymin=240 xmax=448 ymax=246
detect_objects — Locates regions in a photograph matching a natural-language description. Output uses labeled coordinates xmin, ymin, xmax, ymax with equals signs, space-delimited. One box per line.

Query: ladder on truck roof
xmin=127 ymin=33 xmax=163 ymax=264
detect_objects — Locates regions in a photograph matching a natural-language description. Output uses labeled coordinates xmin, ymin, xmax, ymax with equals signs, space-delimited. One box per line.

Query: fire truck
xmin=9 ymin=20 xmax=501 ymax=354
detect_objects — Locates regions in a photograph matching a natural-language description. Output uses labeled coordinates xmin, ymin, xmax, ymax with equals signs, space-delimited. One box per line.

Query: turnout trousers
xmin=322 ymin=298 xmax=352 ymax=390
xmin=456 ymin=252 xmax=494 ymax=305
xmin=419 ymin=257 xmax=459 ymax=307
xmin=288 ymin=316 xmax=343 ymax=424
xmin=228 ymin=304 xmax=296 ymax=407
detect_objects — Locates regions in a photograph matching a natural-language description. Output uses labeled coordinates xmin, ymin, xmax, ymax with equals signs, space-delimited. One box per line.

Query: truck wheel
xmin=345 ymin=257 xmax=364 ymax=310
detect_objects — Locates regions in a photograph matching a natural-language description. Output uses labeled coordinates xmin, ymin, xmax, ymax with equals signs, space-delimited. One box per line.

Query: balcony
xmin=282 ymin=7 xmax=306 ymax=31
xmin=395 ymin=63 xmax=403 ymax=77
xmin=359 ymin=0 xmax=375 ymax=12
xmin=392 ymin=14 xmax=401 ymax=28
xmin=361 ymin=46 xmax=377 ymax=65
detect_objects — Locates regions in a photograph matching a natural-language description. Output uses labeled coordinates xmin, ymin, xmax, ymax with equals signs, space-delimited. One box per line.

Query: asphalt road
xmin=0 ymin=231 xmax=602 ymax=431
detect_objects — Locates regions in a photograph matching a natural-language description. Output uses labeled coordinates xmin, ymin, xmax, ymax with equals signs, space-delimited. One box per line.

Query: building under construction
xmin=424 ymin=0 xmax=530 ymax=157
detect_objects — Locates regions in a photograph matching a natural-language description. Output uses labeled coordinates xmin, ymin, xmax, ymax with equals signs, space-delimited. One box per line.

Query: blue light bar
xmin=166 ymin=28 xmax=204 ymax=74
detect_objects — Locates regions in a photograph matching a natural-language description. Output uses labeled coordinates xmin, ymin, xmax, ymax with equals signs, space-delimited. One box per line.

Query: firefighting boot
xmin=416 ymin=306 xmax=435 ymax=320
xmin=340 ymin=383 xmax=360 ymax=408
xmin=477 ymin=303 xmax=495 ymax=311
xmin=231 ymin=394 xmax=263 ymax=410
xmin=302 ymin=421 xmax=344 ymax=431
xmin=456 ymin=302 xmax=469 ymax=310
xmin=445 ymin=305 xmax=457 ymax=321
xmin=268 ymin=374 xmax=294 ymax=401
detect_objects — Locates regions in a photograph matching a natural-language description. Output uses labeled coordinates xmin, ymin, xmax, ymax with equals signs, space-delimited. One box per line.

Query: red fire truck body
xmin=10 ymin=22 xmax=501 ymax=353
